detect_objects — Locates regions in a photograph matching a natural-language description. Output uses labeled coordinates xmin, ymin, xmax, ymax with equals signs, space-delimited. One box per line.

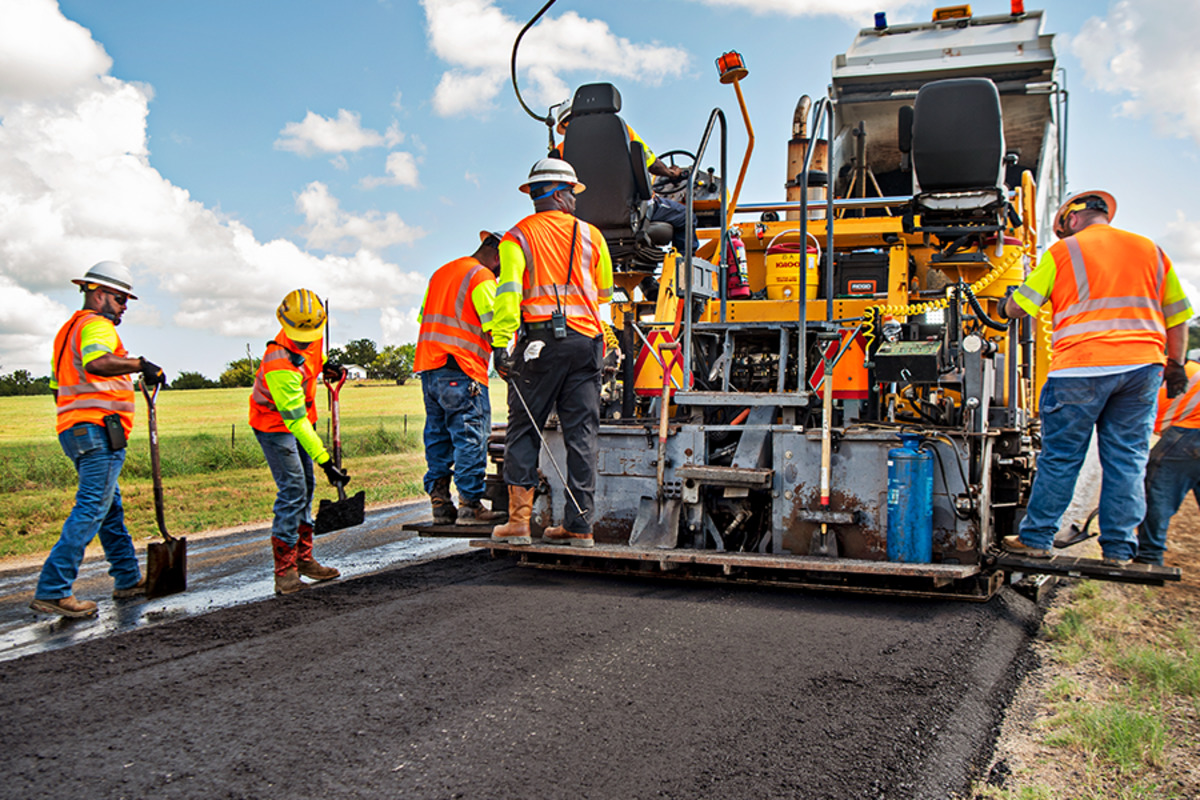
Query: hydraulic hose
xmin=963 ymin=283 xmax=1009 ymax=331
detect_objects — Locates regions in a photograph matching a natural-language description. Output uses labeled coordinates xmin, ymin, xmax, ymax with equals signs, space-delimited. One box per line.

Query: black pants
xmin=503 ymin=329 xmax=602 ymax=534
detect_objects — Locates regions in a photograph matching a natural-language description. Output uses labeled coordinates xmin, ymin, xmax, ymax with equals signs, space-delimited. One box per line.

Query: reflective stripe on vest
xmin=54 ymin=310 xmax=135 ymax=436
xmin=1157 ymin=363 xmax=1200 ymax=432
xmin=511 ymin=214 xmax=602 ymax=338
xmin=414 ymin=257 xmax=493 ymax=384
xmin=249 ymin=337 xmax=321 ymax=433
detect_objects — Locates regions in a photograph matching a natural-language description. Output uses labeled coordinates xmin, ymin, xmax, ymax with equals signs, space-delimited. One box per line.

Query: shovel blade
xmin=146 ymin=536 xmax=187 ymax=599
xmin=629 ymin=495 xmax=681 ymax=549
xmin=314 ymin=490 xmax=366 ymax=534
xmin=808 ymin=528 xmax=839 ymax=558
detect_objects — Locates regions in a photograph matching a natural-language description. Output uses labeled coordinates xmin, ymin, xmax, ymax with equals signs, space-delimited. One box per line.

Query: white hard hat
xmin=555 ymin=100 xmax=572 ymax=134
xmin=518 ymin=158 xmax=585 ymax=195
xmin=72 ymin=261 xmax=138 ymax=299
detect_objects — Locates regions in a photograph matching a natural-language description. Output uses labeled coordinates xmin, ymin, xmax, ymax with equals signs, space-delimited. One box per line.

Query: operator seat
xmin=908 ymin=77 xmax=1008 ymax=233
xmin=560 ymin=83 xmax=673 ymax=270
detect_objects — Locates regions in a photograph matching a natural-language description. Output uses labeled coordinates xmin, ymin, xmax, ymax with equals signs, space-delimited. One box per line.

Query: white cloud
xmin=380 ymin=306 xmax=421 ymax=346
xmin=275 ymin=109 xmax=404 ymax=156
xmin=421 ymin=0 xmax=689 ymax=117
xmin=1159 ymin=211 xmax=1200 ymax=318
xmin=0 ymin=0 xmax=428 ymax=371
xmin=297 ymin=181 xmax=424 ymax=252
xmin=1071 ymin=0 xmax=1200 ymax=143
xmin=361 ymin=151 xmax=421 ymax=189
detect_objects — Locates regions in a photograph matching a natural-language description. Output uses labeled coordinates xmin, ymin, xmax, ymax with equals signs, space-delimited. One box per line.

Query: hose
xmin=962 ymin=283 xmax=1009 ymax=331
xmin=870 ymin=244 xmax=1022 ymax=318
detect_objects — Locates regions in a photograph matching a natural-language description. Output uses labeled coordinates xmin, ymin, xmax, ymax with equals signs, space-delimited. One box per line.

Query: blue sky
xmin=1 ymin=0 xmax=1197 ymax=378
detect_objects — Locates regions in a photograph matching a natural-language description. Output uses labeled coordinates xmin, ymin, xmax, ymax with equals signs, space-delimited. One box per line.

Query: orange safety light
xmin=1011 ymin=0 xmax=1025 ymax=14
xmin=932 ymin=5 xmax=972 ymax=21
xmin=716 ymin=50 xmax=749 ymax=84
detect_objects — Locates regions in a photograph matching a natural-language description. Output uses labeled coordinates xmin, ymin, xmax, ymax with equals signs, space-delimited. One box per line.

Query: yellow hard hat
xmin=1053 ymin=190 xmax=1116 ymax=239
xmin=276 ymin=288 xmax=326 ymax=342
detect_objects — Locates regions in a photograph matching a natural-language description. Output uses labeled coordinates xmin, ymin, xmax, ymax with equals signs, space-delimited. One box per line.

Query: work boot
xmin=491 ymin=485 xmax=534 ymax=546
xmin=112 ymin=577 xmax=147 ymax=599
xmin=542 ymin=526 xmax=595 ymax=548
xmin=430 ymin=476 xmax=457 ymax=524
xmin=1001 ymin=535 xmax=1052 ymax=559
xmin=29 ymin=595 xmax=98 ymax=618
xmin=296 ymin=523 xmax=340 ymax=582
xmin=455 ymin=497 xmax=507 ymax=526
xmin=272 ymin=536 xmax=306 ymax=595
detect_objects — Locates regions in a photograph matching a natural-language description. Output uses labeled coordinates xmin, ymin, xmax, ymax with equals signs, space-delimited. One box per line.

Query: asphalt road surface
xmin=0 ymin=504 xmax=1042 ymax=800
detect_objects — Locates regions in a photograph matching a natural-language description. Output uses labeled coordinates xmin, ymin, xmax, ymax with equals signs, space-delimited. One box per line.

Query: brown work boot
xmin=272 ymin=536 xmax=306 ymax=595
xmin=112 ymin=577 xmax=147 ymax=599
xmin=295 ymin=523 xmax=340 ymax=582
xmin=455 ymin=497 xmax=506 ymax=526
xmin=430 ymin=476 xmax=457 ymax=524
xmin=29 ymin=595 xmax=98 ymax=618
xmin=1001 ymin=535 xmax=1052 ymax=559
xmin=542 ymin=526 xmax=595 ymax=548
xmin=491 ymin=485 xmax=534 ymax=545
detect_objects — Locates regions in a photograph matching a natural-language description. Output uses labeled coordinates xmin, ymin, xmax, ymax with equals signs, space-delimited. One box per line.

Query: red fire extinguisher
xmin=725 ymin=229 xmax=751 ymax=299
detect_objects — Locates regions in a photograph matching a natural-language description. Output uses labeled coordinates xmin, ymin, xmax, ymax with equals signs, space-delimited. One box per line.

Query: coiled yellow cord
xmin=871 ymin=246 xmax=1023 ymax=318
xmin=601 ymin=320 xmax=620 ymax=351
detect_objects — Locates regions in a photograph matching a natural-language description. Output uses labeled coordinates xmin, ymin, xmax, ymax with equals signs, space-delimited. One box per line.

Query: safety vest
xmin=248 ymin=332 xmax=323 ymax=433
xmin=507 ymin=210 xmax=609 ymax=339
xmin=1044 ymin=225 xmax=1170 ymax=370
xmin=1155 ymin=361 xmax=1200 ymax=433
xmin=52 ymin=310 xmax=135 ymax=436
xmin=414 ymin=256 xmax=494 ymax=384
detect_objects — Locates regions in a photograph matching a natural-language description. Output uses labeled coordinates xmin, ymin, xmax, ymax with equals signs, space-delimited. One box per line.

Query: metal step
xmin=674 ymin=464 xmax=773 ymax=488
xmin=991 ymin=553 xmax=1181 ymax=586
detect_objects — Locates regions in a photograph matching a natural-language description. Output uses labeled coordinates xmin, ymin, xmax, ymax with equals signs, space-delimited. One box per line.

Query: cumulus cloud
xmin=1159 ymin=211 xmax=1200 ymax=317
xmin=275 ymin=109 xmax=405 ymax=156
xmin=361 ymin=151 xmax=421 ymax=189
xmin=0 ymin=0 xmax=427 ymax=371
xmin=380 ymin=306 xmax=421 ymax=346
xmin=421 ymin=0 xmax=689 ymax=116
xmin=1072 ymin=0 xmax=1200 ymax=143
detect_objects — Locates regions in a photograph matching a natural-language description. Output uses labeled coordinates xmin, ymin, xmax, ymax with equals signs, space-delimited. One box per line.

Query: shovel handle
xmin=326 ymin=372 xmax=348 ymax=501
xmin=656 ymin=343 xmax=680 ymax=491
xmin=140 ymin=381 xmax=172 ymax=541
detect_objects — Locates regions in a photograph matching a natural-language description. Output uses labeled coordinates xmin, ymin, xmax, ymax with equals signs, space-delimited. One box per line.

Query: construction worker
xmin=998 ymin=190 xmax=1193 ymax=565
xmin=490 ymin=158 xmax=614 ymax=548
xmin=1137 ymin=355 xmax=1200 ymax=565
xmin=250 ymin=289 xmax=348 ymax=594
xmin=414 ymin=231 xmax=506 ymax=526
xmin=30 ymin=262 xmax=167 ymax=618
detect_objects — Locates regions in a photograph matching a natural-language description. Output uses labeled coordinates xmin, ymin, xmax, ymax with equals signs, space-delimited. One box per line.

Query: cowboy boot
xmin=272 ymin=536 xmax=306 ymax=595
xmin=491 ymin=485 xmax=534 ymax=545
xmin=296 ymin=523 xmax=340 ymax=581
xmin=455 ymin=496 xmax=507 ymax=526
xmin=430 ymin=476 xmax=457 ymax=524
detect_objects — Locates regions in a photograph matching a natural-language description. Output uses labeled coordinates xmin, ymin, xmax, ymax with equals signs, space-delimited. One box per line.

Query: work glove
xmin=139 ymin=357 xmax=167 ymax=387
xmin=322 ymin=362 xmax=346 ymax=383
xmin=493 ymin=348 xmax=513 ymax=381
xmin=321 ymin=459 xmax=351 ymax=488
xmin=1165 ymin=359 xmax=1189 ymax=399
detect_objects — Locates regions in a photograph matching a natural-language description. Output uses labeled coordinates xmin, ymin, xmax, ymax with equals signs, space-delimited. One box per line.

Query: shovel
xmin=630 ymin=342 xmax=681 ymax=548
xmin=809 ymin=346 xmax=839 ymax=557
xmin=141 ymin=382 xmax=187 ymax=599
xmin=314 ymin=371 xmax=366 ymax=534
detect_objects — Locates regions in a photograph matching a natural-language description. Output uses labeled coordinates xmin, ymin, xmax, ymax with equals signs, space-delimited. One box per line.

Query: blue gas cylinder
xmin=887 ymin=434 xmax=933 ymax=563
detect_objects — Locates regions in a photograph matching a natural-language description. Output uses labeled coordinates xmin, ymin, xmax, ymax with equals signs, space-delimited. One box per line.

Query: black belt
xmin=525 ymin=321 xmax=555 ymax=331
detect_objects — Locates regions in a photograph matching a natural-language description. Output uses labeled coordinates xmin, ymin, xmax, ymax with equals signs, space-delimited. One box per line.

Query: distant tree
xmin=373 ymin=343 xmax=416 ymax=384
xmin=327 ymin=346 xmax=347 ymax=366
xmin=342 ymin=338 xmax=379 ymax=371
xmin=219 ymin=357 xmax=257 ymax=388
xmin=0 ymin=369 xmax=53 ymax=396
xmin=173 ymin=370 xmax=218 ymax=390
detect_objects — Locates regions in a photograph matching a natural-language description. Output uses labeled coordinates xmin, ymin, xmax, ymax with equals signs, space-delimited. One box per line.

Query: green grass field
xmin=0 ymin=381 xmax=508 ymax=559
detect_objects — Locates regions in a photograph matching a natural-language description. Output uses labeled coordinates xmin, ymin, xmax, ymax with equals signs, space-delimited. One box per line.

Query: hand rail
xmin=683 ymin=108 xmax=728 ymax=386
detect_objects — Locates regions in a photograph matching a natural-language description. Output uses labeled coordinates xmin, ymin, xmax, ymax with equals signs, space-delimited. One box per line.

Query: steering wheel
xmin=651 ymin=149 xmax=697 ymax=197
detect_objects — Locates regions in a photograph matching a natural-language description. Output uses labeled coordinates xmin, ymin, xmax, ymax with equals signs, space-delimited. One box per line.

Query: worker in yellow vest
xmin=414 ymin=231 xmax=505 ymax=525
xmin=490 ymin=159 xmax=614 ymax=548
xmin=249 ymin=289 xmax=348 ymax=595
xmin=999 ymin=190 xmax=1193 ymax=565
xmin=1137 ymin=357 xmax=1200 ymax=565
xmin=30 ymin=262 xmax=167 ymax=618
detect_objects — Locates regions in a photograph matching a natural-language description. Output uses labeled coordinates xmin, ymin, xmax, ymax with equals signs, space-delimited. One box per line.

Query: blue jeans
xmin=1137 ymin=426 xmax=1200 ymax=565
xmin=422 ymin=365 xmax=490 ymax=501
xmin=1018 ymin=365 xmax=1162 ymax=560
xmin=254 ymin=429 xmax=315 ymax=546
xmin=35 ymin=423 xmax=141 ymax=600
xmin=649 ymin=196 xmax=699 ymax=254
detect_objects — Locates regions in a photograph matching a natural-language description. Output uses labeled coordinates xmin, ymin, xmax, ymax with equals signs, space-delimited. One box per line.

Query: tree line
xmin=0 ymin=338 xmax=416 ymax=395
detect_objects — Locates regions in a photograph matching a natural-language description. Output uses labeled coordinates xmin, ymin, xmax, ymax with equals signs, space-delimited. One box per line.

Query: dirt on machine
xmin=411 ymin=2 xmax=1181 ymax=599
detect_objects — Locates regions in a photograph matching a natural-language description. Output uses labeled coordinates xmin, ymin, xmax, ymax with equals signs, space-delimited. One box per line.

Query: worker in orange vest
xmin=490 ymin=159 xmax=614 ymax=548
xmin=414 ymin=231 xmax=506 ymax=526
xmin=1137 ymin=356 xmax=1200 ymax=565
xmin=30 ymin=262 xmax=167 ymax=618
xmin=249 ymin=289 xmax=348 ymax=595
xmin=999 ymin=190 xmax=1193 ymax=565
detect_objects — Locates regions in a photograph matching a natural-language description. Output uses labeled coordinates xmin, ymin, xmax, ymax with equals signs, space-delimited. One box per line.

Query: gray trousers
xmin=503 ymin=329 xmax=602 ymax=533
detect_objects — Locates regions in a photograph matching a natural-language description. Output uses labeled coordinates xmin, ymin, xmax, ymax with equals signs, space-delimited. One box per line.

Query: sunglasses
xmin=102 ymin=288 xmax=130 ymax=306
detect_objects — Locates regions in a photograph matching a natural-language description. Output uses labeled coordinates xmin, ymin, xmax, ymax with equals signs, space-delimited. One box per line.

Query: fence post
xmin=404 ymin=414 xmax=408 ymax=433
xmin=231 ymin=423 xmax=235 ymax=451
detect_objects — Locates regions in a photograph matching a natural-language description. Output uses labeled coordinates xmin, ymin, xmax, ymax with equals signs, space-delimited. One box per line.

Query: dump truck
xmin=456 ymin=3 xmax=1180 ymax=599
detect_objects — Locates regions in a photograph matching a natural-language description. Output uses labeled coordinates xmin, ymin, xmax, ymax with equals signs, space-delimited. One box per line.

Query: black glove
xmin=1165 ymin=359 xmax=1189 ymax=399
xmin=322 ymin=459 xmax=350 ymax=487
xmin=139 ymin=357 xmax=167 ymax=387
xmin=322 ymin=362 xmax=346 ymax=383
xmin=493 ymin=349 xmax=513 ymax=380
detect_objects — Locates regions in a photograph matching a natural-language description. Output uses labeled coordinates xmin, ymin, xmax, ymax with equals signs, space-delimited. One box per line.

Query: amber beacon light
xmin=716 ymin=50 xmax=749 ymax=84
